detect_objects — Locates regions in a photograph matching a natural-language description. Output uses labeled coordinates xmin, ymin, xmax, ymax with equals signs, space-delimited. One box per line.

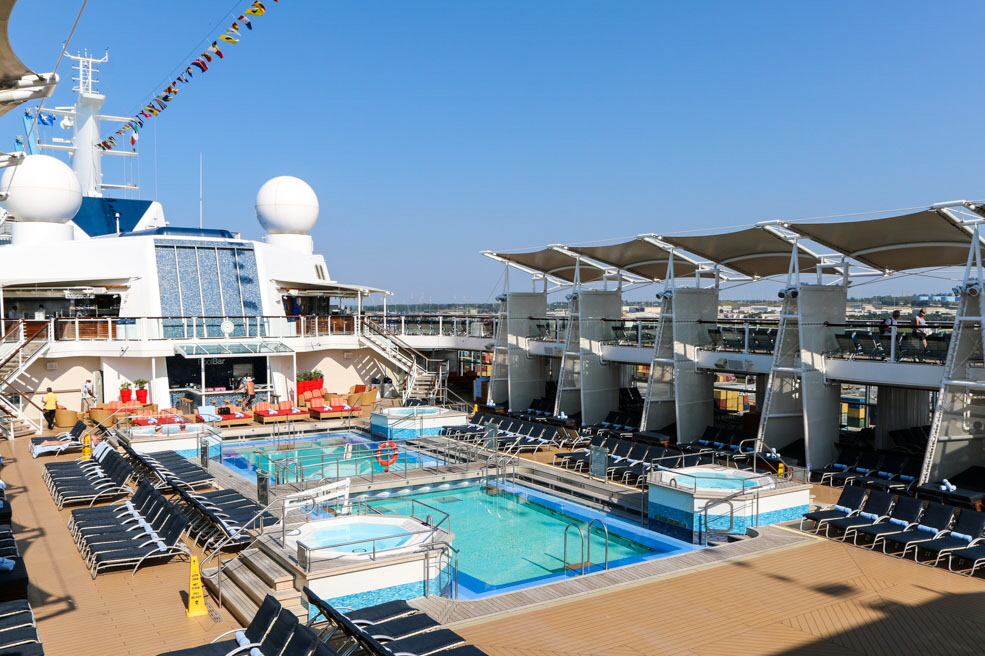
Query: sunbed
xmin=799 ymin=485 xmax=866 ymax=533
xmin=912 ymin=509 xmax=985 ymax=565
xmin=879 ymin=502 xmax=956 ymax=557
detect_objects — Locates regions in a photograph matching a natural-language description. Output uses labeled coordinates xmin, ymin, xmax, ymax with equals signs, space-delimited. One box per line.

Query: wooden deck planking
xmin=1 ymin=434 xmax=240 ymax=656
xmin=456 ymin=539 xmax=985 ymax=656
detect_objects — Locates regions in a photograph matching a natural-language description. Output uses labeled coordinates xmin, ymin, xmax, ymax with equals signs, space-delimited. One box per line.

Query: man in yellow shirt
xmin=42 ymin=387 xmax=57 ymax=430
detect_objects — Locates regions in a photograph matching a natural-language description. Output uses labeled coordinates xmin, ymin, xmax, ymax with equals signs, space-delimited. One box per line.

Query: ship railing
xmin=597 ymin=318 xmax=661 ymax=348
xmin=362 ymin=314 xmax=496 ymax=340
xmin=255 ymin=435 xmax=456 ymax=490
xmin=46 ymin=313 xmax=497 ymax=343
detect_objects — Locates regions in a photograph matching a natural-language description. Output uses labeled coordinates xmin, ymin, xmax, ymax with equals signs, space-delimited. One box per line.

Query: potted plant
xmin=295 ymin=370 xmax=325 ymax=396
xmin=119 ymin=381 xmax=132 ymax=403
xmin=134 ymin=379 xmax=149 ymax=404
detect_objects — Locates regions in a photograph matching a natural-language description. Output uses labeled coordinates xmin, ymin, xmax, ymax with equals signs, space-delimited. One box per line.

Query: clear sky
xmin=4 ymin=1 xmax=984 ymax=304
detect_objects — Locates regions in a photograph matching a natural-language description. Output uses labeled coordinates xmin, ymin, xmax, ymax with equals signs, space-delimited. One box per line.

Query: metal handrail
xmin=586 ymin=519 xmax=609 ymax=572
xmin=563 ymin=523 xmax=586 ymax=575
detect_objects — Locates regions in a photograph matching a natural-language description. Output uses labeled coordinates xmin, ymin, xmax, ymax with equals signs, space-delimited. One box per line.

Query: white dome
xmin=1 ymin=154 xmax=82 ymax=223
xmin=255 ymin=176 xmax=319 ymax=234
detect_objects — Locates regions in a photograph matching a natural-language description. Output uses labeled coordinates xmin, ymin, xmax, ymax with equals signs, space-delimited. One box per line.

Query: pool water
xmin=362 ymin=482 xmax=697 ymax=596
xmin=306 ymin=523 xmax=414 ymax=552
xmin=387 ymin=408 xmax=441 ymax=416
xmin=670 ymin=471 xmax=765 ymax=490
xmin=205 ymin=433 xmax=434 ymax=485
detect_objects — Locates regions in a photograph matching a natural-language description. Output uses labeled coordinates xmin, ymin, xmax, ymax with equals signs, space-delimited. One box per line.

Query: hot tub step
xmin=226 ymin=558 xmax=299 ymax=605
xmin=243 ymin=547 xmax=295 ymax=591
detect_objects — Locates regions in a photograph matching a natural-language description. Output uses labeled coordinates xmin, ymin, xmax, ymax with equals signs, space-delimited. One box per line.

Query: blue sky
xmin=4 ymin=1 xmax=984 ymax=304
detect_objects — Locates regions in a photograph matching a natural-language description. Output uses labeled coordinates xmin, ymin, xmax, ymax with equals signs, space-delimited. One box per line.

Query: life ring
xmin=376 ymin=441 xmax=399 ymax=471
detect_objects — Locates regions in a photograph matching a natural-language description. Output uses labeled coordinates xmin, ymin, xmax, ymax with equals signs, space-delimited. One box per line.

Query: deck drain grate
xmin=206 ymin=600 xmax=223 ymax=623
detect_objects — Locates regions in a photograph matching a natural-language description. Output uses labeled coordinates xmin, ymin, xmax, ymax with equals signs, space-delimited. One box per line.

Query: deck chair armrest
xmin=210 ymin=628 xmax=246 ymax=643
xmin=968 ymin=537 xmax=985 ymax=547
xmin=221 ymin=642 xmax=259 ymax=656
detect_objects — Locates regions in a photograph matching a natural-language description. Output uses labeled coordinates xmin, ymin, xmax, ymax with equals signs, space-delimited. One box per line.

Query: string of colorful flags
xmin=98 ymin=0 xmax=277 ymax=150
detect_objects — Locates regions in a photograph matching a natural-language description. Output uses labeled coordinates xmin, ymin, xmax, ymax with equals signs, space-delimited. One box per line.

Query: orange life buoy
xmin=376 ymin=441 xmax=399 ymax=471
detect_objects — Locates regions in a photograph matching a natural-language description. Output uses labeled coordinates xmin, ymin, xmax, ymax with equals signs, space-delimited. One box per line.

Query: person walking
xmin=81 ymin=377 xmax=96 ymax=414
xmin=914 ymin=308 xmax=932 ymax=348
xmin=42 ymin=387 xmax=58 ymax=430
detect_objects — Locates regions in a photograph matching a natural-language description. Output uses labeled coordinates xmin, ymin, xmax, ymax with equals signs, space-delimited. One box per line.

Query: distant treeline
xmin=362 ymin=303 xmax=499 ymax=313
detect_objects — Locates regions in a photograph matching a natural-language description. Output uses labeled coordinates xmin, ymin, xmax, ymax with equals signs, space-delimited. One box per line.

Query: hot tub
xmin=653 ymin=466 xmax=775 ymax=493
xmin=285 ymin=515 xmax=443 ymax=561
xmin=647 ymin=465 xmax=809 ymax=543
xmin=370 ymin=406 xmax=467 ymax=440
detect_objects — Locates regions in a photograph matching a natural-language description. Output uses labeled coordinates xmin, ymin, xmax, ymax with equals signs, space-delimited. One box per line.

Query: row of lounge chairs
xmin=830 ymin=330 xmax=949 ymax=363
xmin=811 ymin=447 xmax=985 ymax=509
xmin=159 ymin=592 xmax=488 ymax=656
xmin=0 ymin=478 xmax=42 ymax=656
xmin=171 ymin=481 xmax=278 ymax=552
xmin=42 ymin=441 xmax=133 ymax=510
xmin=802 ymin=486 xmax=985 ymax=575
xmin=67 ymin=479 xmax=191 ymax=578
xmin=120 ymin=442 xmax=216 ymax=491
xmin=706 ymin=326 xmax=776 ymax=353
xmin=439 ymin=413 xmax=565 ymax=454
xmin=0 ymin=600 xmax=44 ymax=656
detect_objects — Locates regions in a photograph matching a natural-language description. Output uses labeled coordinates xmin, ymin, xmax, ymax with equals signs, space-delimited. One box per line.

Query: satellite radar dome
xmin=1 ymin=154 xmax=82 ymax=223
xmin=255 ymin=176 xmax=319 ymax=234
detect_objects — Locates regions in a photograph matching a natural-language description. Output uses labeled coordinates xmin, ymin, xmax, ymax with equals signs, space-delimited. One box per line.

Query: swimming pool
xmin=183 ymin=432 xmax=437 ymax=485
xmin=335 ymin=481 xmax=697 ymax=602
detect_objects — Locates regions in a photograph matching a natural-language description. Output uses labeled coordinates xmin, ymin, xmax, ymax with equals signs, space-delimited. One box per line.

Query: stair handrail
xmin=0 ymin=322 xmax=46 ymax=372
xmin=362 ymin=318 xmax=444 ymax=372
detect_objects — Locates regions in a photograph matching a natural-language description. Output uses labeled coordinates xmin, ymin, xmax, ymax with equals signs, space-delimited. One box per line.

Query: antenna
xmin=199 ymin=152 xmax=203 ymax=229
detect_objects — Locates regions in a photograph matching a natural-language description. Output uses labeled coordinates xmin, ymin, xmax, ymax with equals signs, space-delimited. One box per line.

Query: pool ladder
xmin=562 ymin=519 xmax=610 ymax=576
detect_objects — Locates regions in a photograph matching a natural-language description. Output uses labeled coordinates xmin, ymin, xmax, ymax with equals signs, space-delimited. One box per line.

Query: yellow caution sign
xmin=81 ymin=433 xmax=91 ymax=460
xmin=186 ymin=556 xmax=208 ymax=617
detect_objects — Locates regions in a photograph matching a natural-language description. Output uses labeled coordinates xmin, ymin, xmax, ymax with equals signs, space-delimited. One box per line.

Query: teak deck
xmin=3 ymin=432 xmax=985 ymax=656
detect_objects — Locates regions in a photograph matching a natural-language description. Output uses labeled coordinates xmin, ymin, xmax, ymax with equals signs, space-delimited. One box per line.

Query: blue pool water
xmin=671 ymin=471 xmax=764 ymax=490
xmin=178 ymin=432 xmax=436 ymax=485
xmin=356 ymin=481 xmax=698 ymax=599
xmin=386 ymin=408 xmax=441 ymax=416
xmin=305 ymin=523 xmax=414 ymax=552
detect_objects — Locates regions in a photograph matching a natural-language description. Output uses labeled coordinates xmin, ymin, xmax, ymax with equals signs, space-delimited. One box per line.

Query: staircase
xmin=0 ymin=321 xmax=51 ymax=435
xmin=202 ymin=546 xmax=306 ymax=625
xmin=360 ymin=319 xmax=448 ymax=403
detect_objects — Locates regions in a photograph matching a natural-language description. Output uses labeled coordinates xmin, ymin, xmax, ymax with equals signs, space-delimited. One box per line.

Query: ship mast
xmin=37 ymin=50 xmax=137 ymax=198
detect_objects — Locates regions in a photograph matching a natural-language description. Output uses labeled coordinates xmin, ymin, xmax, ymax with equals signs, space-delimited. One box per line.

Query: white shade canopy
xmin=786 ymin=210 xmax=976 ymax=272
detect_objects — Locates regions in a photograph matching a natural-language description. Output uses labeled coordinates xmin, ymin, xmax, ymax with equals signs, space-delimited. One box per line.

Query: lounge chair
xmin=195 ymin=405 xmax=222 ymax=423
xmin=155 ymin=595 xmax=281 ymax=656
xmin=810 ymin=447 xmax=860 ymax=484
xmin=879 ymin=502 xmax=956 ymax=557
xmin=302 ymin=588 xmax=463 ymax=656
xmin=86 ymin=506 xmax=189 ymax=578
xmin=799 ymin=486 xmax=866 ymax=533
xmin=822 ymin=490 xmax=894 ymax=540
xmin=29 ymin=420 xmax=88 ymax=458
xmin=947 ymin=540 xmax=985 ymax=577
xmin=47 ymin=449 xmax=134 ymax=510
xmin=0 ymin=601 xmax=42 ymax=656
xmin=912 ymin=509 xmax=985 ymax=565
xmin=850 ymin=495 xmax=924 ymax=547
xmin=828 ymin=451 xmax=883 ymax=488
xmin=253 ymin=401 xmax=290 ymax=424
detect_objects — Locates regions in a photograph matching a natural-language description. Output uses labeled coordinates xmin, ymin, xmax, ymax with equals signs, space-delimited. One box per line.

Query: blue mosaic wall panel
xmin=647 ymin=500 xmax=810 ymax=544
xmin=154 ymin=240 xmax=263 ymax=332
